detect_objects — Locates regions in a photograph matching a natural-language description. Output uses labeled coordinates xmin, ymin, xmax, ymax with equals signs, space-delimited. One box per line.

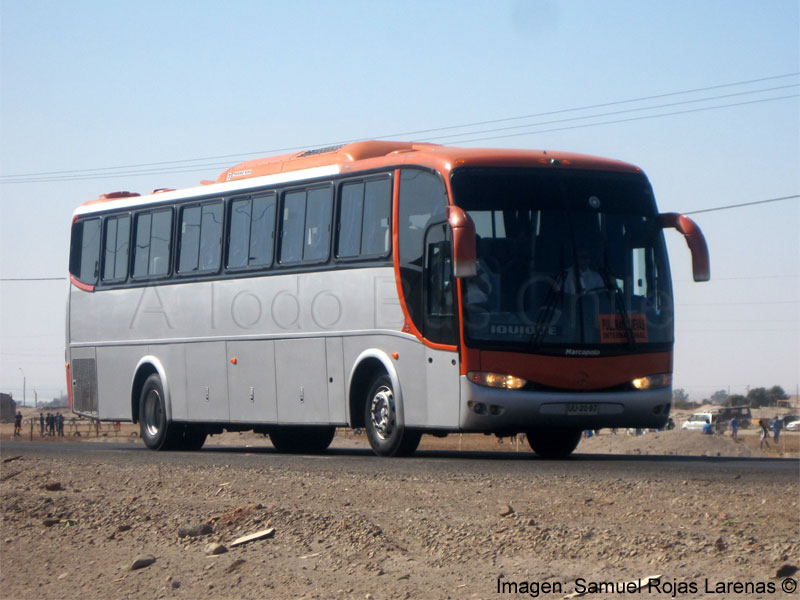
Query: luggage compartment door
xmin=227 ymin=340 xmax=278 ymax=423
xmin=275 ymin=338 xmax=329 ymax=424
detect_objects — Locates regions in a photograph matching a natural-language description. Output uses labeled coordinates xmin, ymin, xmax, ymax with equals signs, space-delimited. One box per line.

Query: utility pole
xmin=34 ymin=389 xmax=38 ymax=409
xmin=19 ymin=368 xmax=26 ymax=407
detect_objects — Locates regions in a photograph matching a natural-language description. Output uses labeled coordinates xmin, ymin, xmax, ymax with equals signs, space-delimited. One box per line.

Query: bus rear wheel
xmin=269 ymin=426 xmax=336 ymax=454
xmin=526 ymin=428 xmax=582 ymax=459
xmin=139 ymin=374 xmax=172 ymax=451
xmin=364 ymin=375 xmax=421 ymax=457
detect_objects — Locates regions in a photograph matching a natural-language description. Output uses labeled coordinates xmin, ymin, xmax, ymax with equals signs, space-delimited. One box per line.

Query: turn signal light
xmin=467 ymin=371 xmax=527 ymax=390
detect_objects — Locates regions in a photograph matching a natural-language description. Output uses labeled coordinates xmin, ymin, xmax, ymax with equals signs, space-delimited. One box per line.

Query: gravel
xmin=1 ymin=443 xmax=798 ymax=600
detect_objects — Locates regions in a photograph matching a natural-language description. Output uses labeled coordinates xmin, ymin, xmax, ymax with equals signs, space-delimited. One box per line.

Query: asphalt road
xmin=2 ymin=441 xmax=798 ymax=484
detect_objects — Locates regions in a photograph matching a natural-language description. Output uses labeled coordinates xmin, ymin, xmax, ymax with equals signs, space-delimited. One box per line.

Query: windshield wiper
xmin=530 ymin=271 xmax=566 ymax=350
xmin=600 ymin=268 xmax=636 ymax=349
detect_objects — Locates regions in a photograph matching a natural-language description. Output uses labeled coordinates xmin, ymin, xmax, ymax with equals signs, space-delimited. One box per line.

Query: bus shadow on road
xmin=196 ymin=445 xmax=797 ymax=463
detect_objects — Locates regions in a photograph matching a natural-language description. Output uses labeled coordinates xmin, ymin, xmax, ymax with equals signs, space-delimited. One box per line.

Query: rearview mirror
xmin=660 ymin=213 xmax=710 ymax=282
xmin=447 ymin=205 xmax=477 ymax=278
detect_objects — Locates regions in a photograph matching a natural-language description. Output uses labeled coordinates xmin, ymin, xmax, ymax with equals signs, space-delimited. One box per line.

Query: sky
xmin=1 ymin=0 xmax=798 ymax=404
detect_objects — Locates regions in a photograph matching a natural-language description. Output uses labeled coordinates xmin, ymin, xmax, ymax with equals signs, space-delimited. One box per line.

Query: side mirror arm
xmin=660 ymin=213 xmax=710 ymax=282
xmin=447 ymin=205 xmax=477 ymax=278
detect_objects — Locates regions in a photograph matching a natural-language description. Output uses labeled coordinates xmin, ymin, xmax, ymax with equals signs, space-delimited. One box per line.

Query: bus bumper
xmin=458 ymin=376 xmax=672 ymax=432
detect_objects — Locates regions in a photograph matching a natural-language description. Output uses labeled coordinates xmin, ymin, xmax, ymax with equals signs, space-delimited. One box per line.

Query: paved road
xmin=3 ymin=441 xmax=798 ymax=484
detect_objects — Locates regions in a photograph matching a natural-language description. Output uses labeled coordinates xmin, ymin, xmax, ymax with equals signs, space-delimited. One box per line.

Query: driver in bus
xmin=464 ymin=236 xmax=499 ymax=327
xmin=562 ymin=247 xmax=605 ymax=294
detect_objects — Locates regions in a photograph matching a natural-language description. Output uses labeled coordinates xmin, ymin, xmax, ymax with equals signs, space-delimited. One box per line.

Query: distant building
xmin=0 ymin=393 xmax=16 ymax=423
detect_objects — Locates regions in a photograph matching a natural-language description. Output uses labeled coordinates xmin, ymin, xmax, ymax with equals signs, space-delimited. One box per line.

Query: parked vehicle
xmin=785 ymin=419 xmax=800 ymax=432
xmin=681 ymin=412 xmax=718 ymax=431
xmin=711 ymin=405 xmax=752 ymax=428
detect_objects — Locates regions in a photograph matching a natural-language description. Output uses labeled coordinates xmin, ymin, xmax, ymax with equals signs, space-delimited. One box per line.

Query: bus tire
xmin=364 ymin=375 xmax=420 ymax=457
xmin=269 ymin=426 xmax=336 ymax=454
xmin=525 ymin=428 xmax=582 ymax=459
xmin=139 ymin=374 xmax=172 ymax=450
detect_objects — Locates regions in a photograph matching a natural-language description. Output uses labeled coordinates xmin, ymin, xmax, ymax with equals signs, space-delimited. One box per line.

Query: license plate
xmin=567 ymin=403 xmax=598 ymax=415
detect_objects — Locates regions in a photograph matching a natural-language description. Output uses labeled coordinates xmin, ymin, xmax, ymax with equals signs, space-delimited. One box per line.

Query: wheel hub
xmin=143 ymin=390 xmax=162 ymax=437
xmin=369 ymin=386 xmax=395 ymax=440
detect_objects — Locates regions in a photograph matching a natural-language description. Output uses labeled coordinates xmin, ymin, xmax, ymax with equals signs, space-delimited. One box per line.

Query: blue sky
xmin=1 ymin=0 xmax=798 ymax=402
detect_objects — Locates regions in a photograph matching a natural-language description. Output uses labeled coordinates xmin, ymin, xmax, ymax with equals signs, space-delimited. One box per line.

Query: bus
xmin=66 ymin=140 xmax=709 ymax=458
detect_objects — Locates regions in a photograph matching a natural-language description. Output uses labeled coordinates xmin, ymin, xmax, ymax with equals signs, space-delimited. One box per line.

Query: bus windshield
xmin=451 ymin=167 xmax=673 ymax=354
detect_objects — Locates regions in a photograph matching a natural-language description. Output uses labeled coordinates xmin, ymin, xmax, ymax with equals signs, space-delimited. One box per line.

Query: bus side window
xmin=178 ymin=205 xmax=202 ymax=273
xmin=304 ymin=187 xmax=332 ymax=262
xmin=70 ymin=218 xmax=102 ymax=286
xmin=178 ymin=201 xmax=222 ymax=274
xmin=132 ymin=209 xmax=173 ymax=278
xmin=228 ymin=198 xmax=251 ymax=269
xmin=362 ymin=178 xmax=392 ymax=256
xmin=336 ymin=177 xmax=392 ymax=260
xmin=102 ymin=215 xmax=130 ymax=282
xmin=198 ymin=202 xmax=223 ymax=271
xmin=249 ymin=195 xmax=276 ymax=267
xmin=337 ymin=182 xmax=364 ymax=258
xmin=280 ymin=190 xmax=306 ymax=264
xmin=398 ymin=169 xmax=448 ymax=332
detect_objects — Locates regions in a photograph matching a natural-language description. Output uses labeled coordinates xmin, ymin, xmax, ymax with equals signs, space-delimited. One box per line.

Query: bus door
xmin=422 ymin=223 xmax=461 ymax=427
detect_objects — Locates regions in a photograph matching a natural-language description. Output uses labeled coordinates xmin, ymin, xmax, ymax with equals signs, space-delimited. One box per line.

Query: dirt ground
xmin=1 ymin=408 xmax=799 ymax=600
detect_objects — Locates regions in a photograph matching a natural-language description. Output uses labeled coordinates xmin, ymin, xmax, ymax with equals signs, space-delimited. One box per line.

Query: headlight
xmin=631 ymin=374 xmax=672 ymax=390
xmin=467 ymin=371 xmax=527 ymax=389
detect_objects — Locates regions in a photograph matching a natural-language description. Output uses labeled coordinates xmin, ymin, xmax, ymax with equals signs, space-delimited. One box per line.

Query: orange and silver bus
xmin=66 ymin=141 xmax=709 ymax=457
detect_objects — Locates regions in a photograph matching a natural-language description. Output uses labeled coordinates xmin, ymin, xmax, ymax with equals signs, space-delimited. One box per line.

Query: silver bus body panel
xmin=185 ymin=342 xmax=229 ymax=421
xmin=93 ymin=348 xmax=156 ymax=419
xmin=422 ymin=347 xmax=460 ymax=429
xmin=274 ymin=338 xmax=329 ymax=424
xmin=68 ymin=267 xmax=425 ymax=426
xmin=325 ymin=337 xmax=347 ymax=424
xmin=226 ymin=339 xmax=278 ymax=423
xmin=68 ymin=268 xmax=404 ymax=344
xmin=459 ymin=376 xmax=672 ymax=431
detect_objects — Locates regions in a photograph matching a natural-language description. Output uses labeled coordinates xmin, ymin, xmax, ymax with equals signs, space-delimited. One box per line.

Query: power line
xmin=381 ymin=73 xmax=800 ymax=138
xmin=444 ymin=94 xmax=799 ymax=146
xmin=1 ymin=73 xmax=798 ymax=184
xmin=4 ymin=93 xmax=797 ymax=185
xmin=17 ymin=93 xmax=800 ymax=183
xmin=681 ymin=319 xmax=800 ymax=322
xmin=681 ymin=329 xmax=800 ymax=333
xmin=0 ymin=277 xmax=66 ymax=282
xmin=677 ymin=274 xmax=800 ymax=281
xmin=683 ymin=195 xmax=799 ymax=215
xmin=421 ymin=84 xmax=799 ymax=143
xmin=678 ymin=300 xmax=800 ymax=306
xmin=3 ymin=72 xmax=796 ymax=180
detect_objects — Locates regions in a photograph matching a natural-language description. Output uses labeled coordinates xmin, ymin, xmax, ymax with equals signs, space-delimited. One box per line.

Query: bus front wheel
xmin=364 ymin=375 xmax=421 ymax=457
xmin=526 ymin=428 xmax=582 ymax=459
xmin=139 ymin=374 xmax=171 ymax=451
